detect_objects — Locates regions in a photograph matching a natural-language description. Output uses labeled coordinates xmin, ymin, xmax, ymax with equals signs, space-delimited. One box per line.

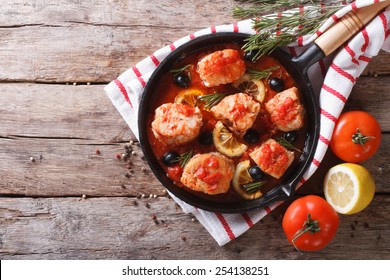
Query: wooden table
xmin=1 ymin=0 xmax=389 ymax=260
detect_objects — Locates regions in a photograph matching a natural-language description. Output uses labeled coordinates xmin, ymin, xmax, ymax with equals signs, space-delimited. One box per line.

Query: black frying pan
xmin=138 ymin=2 xmax=387 ymax=213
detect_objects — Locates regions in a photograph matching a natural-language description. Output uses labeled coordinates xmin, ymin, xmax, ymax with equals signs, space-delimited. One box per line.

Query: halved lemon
xmin=324 ymin=163 xmax=375 ymax=214
xmin=232 ymin=160 xmax=263 ymax=200
xmin=174 ymin=89 xmax=205 ymax=107
xmin=212 ymin=121 xmax=247 ymax=157
xmin=233 ymin=74 xmax=266 ymax=102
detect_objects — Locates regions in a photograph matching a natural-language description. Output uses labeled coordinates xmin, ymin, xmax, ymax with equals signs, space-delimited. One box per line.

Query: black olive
xmin=199 ymin=131 xmax=213 ymax=146
xmin=249 ymin=166 xmax=265 ymax=181
xmin=174 ymin=73 xmax=191 ymax=88
xmin=284 ymin=131 xmax=298 ymax=143
xmin=162 ymin=151 xmax=180 ymax=166
xmin=243 ymin=129 xmax=260 ymax=144
xmin=269 ymin=77 xmax=284 ymax=92
xmin=243 ymin=50 xmax=258 ymax=62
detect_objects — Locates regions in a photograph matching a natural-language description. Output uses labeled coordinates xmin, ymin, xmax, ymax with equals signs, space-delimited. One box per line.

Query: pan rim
xmin=138 ymin=32 xmax=320 ymax=213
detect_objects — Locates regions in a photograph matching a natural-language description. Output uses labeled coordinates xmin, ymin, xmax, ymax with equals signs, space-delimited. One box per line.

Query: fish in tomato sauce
xmin=249 ymin=139 xmax=294 ymax=179
xmin=265 ymin=87 xmax=304 ymax=132
xmin=151 ymin=103 xmax=203 ymax=146
xmin=146 ymin=42 xmax=307 ymax=200
xmin=181 ymin=152 xmax=234 ymax=195
xmin=210 ymin=92 xmax=261 ymax=138
xmin=197 ymin=49 xmax=246 ymax=87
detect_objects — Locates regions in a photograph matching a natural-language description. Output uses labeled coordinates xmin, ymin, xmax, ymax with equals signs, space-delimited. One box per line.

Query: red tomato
xmin=330 ymin=111 xmax=381 ymax=163
xmin=282 ymin=195 xmax=339 ymax=252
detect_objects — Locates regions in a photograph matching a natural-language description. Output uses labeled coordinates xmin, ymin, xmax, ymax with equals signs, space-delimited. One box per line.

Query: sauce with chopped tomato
xmin=146 ymin=42 xmax=307 ymax=203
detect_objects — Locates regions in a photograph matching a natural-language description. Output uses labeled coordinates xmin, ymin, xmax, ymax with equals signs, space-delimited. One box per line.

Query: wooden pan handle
xmin=315 ymin=0 xmax=390 ymax=56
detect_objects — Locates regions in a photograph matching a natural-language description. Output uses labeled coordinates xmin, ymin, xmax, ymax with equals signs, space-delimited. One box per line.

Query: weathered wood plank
xmin=0 ymin=84 xmax=132 ymax=141
xmin=0 ymin=133 xmax=389 ymax=196
xmin=0 ymin=81 xmax=389 ymax=196
xmin=0 ymin=196 xmax=388 ymax=259
xmin=0 ymin=0 xmax=237 ymax=27
xmin=0 ymin=1 xmax=389 ymax=83
xmin=0 ymin=75 xmax=388 ymax=141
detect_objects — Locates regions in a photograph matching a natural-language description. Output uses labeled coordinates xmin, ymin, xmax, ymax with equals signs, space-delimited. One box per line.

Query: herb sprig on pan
xmin=242 ymin=181 xmax=266 ymax=194
xmin=175 ymin=150 xmax=193 ymax=168
xmin=247 ymin=66 xmax=279 ymax=80
xmin=276 ymin=137 xmax=301 ymax=153
xmin=198 ymin=93 xmax=226 ymax=109
xmin=233 ymin=0 xmax=353 ymax=60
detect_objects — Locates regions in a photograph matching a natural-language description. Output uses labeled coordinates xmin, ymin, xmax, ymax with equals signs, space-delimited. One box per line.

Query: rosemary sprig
xmin=242 ymin=181 xmax=266 ymax=194
xmin=175 ymin=150 xmax=193 ymax=168
xmin=170 ymin=64 xmax=191 ymax=75
xmin=276 ymin=137 xmax=301 ymax=152
xmin=233 ymin=0 xmax=316 ymax=18
xmin=198 ymin=93 xmax=225 ymax=109
xmin=247 ymin=65 xmax=279 ymax=80
xmin=233 ymin=1 xmax=352 ymax=59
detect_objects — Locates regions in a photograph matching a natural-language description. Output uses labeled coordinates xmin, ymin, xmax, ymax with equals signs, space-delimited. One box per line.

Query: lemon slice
xmin=212 ymin=121 xmax=247 ymax=157
xmin=174 ymin=89 xmax=205 ymax=107
xmin=233 ymin=74 xmax=266 ymax=102
xmin=232 ymin=160 xmax=263 ymax=200
xmin=324 ymin=163 xmax=375 ymax=214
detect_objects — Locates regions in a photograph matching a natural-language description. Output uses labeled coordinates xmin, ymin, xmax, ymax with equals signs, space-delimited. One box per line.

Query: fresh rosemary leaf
xmin=170 ymin=64 xmax=190 ymax=76
xmin=242 ymin=181 xmax=266 ymax=194
xmin=247 ymin=66 xmax=279 ymax=80
xmin=234 ymin=1 xmax=352 ymax=58
xmin=276 ymin=137 xmax=301 ymax=152
xmin=198 ymin=93 xmax=225 ymax=109
xmin=176 ymin=150 xmax=193 ymax=168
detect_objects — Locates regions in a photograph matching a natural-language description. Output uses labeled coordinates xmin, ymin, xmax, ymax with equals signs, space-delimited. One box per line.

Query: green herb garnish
xmin=198 ymin=93 xmax=225 ymax=109
xmin=175 ymin=150 xmax=193 ymax=168
xmin=242 ymin=181 xmax=266 ymax=194
xmin=170 ymin=64 xmax=191 ymax=76
xmin=233 ymin=0 xmax=352 ymax=60
xmin=276 ymin=137 xmax=301 ymax=152
xmin=247 ymin=66 xmax=280 ymax=80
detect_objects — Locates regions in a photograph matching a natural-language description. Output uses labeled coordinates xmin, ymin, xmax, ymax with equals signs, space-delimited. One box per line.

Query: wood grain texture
xmin=0 ymin=196 xmax=389 ymax=260
xmin=1 ymin=0 xmax=389 ymax=260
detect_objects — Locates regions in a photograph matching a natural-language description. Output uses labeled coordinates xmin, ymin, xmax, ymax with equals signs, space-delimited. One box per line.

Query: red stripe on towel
xmin=312 ymin=158 xmax=321 ymax=167
xmin=242 ymin=213 xmax=254 ymax=227
xmin=330 ymin=63 xmax=356 ymax=83
xmin=319 ymin=134 xmax=331 ymax=145
xmin=359 ymin=55 xmax=372 ymax=62
xmin=361 ymin=28 xmax=370 ymax=52
xmin=379 ymin=12 xmax=388 ymax=34
xmin=233 ymin=22 xmax=239 ymax=32
xmin=321 ymin=108 xmax=338 ymax=123
xmin=351 ymin=2 xmax=358 ymax=11
xmin=215 ymin=213 xmax=235 ymax=240
xmin=132 ymin=66 xmax=142 ymax=78
xmin=150 ymin=54 xmax=160 ymax=67
xmin=264 ymin=206 xmax=272 ymax=214
xmin=114 ymin=79 xmax=132 ymax=107
xmin=323 ymin=84 xmax=348 ymax=103
xmin=344 ymin=45 xmax=359 ymax=65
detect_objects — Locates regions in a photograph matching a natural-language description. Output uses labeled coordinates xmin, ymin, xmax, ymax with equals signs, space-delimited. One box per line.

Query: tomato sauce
xmin=146 ymin=42 xmax=307 ymax=203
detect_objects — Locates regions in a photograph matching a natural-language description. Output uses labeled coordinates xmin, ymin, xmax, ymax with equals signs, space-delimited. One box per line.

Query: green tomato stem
xmin=291 ymin=214 xmax=320 ymax=254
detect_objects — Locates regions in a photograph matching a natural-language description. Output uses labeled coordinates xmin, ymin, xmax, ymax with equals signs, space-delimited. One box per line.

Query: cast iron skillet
xmin=138 ymin=2 xmax=387 ymax=213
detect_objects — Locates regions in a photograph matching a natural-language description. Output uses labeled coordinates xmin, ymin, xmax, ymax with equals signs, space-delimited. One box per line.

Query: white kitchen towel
xmin=105 ymin=0 xmax=390 ymax=246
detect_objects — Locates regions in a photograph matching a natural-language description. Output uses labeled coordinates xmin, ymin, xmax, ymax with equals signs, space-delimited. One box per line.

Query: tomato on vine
xmin=282 ymin=195 xmax=339 ymax=252
xmin=330 ymin=111 xmax=381 ymax=163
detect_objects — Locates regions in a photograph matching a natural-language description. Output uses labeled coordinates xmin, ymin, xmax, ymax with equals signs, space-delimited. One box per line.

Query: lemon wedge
xmin=233 ymin=73 xmax=266 ymax=103
xmin=212 ymin=121 xmax=247 ymax=157
xmin=324 ymin=163 xmax=375 ymax=214
xmin=174 ymin=89 xmax=205 ymax=107
xmin=232 ymin=160 xmax=263 ymax=200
